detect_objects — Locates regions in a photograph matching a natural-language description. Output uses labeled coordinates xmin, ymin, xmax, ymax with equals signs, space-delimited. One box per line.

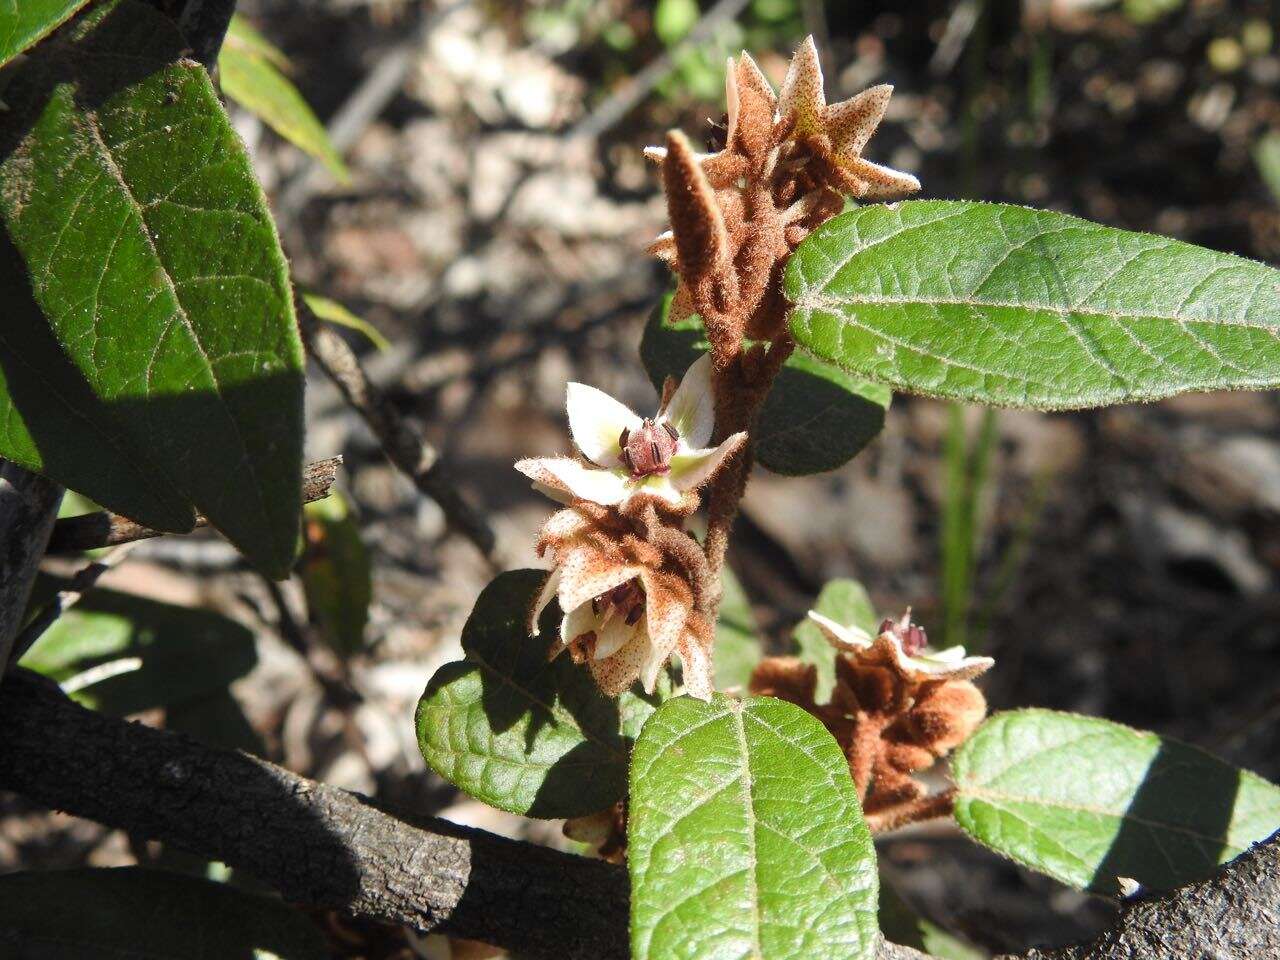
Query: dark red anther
xmin=621 ymin=417 xmax=680 ymax=478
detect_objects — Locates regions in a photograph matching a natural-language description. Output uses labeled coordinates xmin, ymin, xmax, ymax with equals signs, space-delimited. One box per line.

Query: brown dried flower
xmin=750 ymin=608 xmax=992 ymax=832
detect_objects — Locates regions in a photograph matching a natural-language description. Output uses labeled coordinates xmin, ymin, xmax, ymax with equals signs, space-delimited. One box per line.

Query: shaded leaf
xmin=219 ymin=17 xmax=350 ymax=182
xmin=0 ymin=0 xmax=88 ymax=67
xmin=302 ymin=290 xmax=390 ymax=351
xmin=792 ymin=578 xmax=877 ymax=700
xmin=0 ymin=0 xmax=305 ymax=577
xmin=20 ymin=578 xmax=257 ymax=716
xmin=952 ymin=709 xmax=1280 ymax=893
xmin=640 ymin=293 xmax=890 ymax=475
xmin=629 ymin=694 xmax=879 ymax=960
xmin=0 ymin=867 xmax=327 ymax=959
xmin=300 ymin=491 xmax=372 ymax=657
xmin=416 ymin=570 xmax=664 ymax=818
xmin=787 ymin=201 xmax=1280 ymax=409
xmin=713 ymin=566 xmax=763 ymax=691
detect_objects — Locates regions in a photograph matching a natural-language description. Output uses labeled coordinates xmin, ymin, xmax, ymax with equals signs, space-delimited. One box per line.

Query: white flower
xmin=807 ymin=610 xmax=994 ymax=683
xmin=515 ymin=353 xmax=746 ymax=511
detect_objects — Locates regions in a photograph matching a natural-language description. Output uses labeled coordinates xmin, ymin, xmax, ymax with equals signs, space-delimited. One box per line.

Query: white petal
xmin=660 ymin=352 xmax=715 ymax=448
xmin=639 ymin=642 xmax=666 ymax=695
xmin=515 ymin=457 xmax=630 ymax=506
xmin=676 ymin=631 xmax=714 ymax=701
xmin=566 ymin=382 xmax=642 ymax=468
xmin=807 ymin=610 xmax=873 ymax=651
xmin=553 ymin=601 xmax=599 ymax=660
xmin=529 ymin=567 xmax=561 ymax=636
xmin=531 ymin=480 xmax=573 ymax=505
xmin=590 ymin=633 xmax=650 ymax=696
xmin=593 ymin=616 xmax=637 ymax=661
xmin=668 ymin=432 xmax=747 ymax=492
xmin=643 ymin=145 xmax=667 ymax=163
xmin=557 ymin=551 xmax=642 ymax=620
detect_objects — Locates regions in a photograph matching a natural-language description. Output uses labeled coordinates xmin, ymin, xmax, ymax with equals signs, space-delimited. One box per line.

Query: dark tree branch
xmin=45 ymin=457 xmax=342 ymax=555
xmin=173 ymin=0 xmax=237 ymax=68
xmin=0 ymin=462 xmax=62 ymax=675
xmin=298 ymin=305 xmax=497 ymax=562
xmin=0 ymin=668 xmax=1274 ymax=960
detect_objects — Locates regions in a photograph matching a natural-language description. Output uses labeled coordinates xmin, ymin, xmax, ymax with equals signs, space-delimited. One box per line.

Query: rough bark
xmin=0 ymin=462 xmax=62 ymax=673
xmin=1 ymin=667 xmax=1275 ymax=960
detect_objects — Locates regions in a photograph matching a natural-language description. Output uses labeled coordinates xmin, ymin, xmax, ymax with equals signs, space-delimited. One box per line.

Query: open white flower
xmin=515 ymin=353 xmax=746 ymax=512
xmin=807 ymin=609 xmax=994 ymax=683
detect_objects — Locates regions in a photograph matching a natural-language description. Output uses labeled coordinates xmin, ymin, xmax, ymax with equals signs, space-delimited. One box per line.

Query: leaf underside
xmin=629 ymin=694 xmax=879 ymax=960
xmin=416 ymin=569 xmax=663 ymax=818
xmin=787 ymin=200 xmax=1280 ymax=410
xmin=0 ymin=0 xmax=305 ymax=576
xmin=952 ymin=709 xmax=1280 ymax=893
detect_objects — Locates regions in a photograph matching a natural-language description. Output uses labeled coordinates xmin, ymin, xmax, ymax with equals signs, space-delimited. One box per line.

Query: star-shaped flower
xmin=528 ymin=504 xmax=713 ymax=699
xmin=515 ymin=353 xmax=746 ymax=512
xmin=807 ymin=609 xmax=994 ymax=683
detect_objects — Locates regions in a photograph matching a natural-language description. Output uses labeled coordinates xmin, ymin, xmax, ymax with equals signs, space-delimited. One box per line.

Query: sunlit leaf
xmin=788 ymin=201 xmax=1280 ymax=409
xmin=952 ymin=709 xmax=1280 ymax=893
xmin=301 ymin=291 xmax=390 ymax=352
xmin=0 ymin=0 xmax=88 ymax=66
xmin=300 ymin=491 xmax=372 ymax=657
xmin=630 ymin=694 xmax=879 ymax=960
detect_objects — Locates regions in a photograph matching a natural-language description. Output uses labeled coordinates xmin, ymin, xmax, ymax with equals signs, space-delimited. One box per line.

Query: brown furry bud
xmin=749 ymin=657 xmax=817 ymax=708
xmin=662 ymin=130 xmax=729 ymax=284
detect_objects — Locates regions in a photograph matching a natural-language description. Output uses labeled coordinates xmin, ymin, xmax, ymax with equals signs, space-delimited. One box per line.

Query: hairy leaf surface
xmin=788 ymin=201 xmax=1280 ymax=409
xmin=630 ymin=695 xmax=878 ymax=960
xmin=952 ymin=709 xmax=1280 ymax=893
xmin=0 ymin=0 xmax=304 ymax=576
xmin=416 ymin=570 xmax=663 ymax=818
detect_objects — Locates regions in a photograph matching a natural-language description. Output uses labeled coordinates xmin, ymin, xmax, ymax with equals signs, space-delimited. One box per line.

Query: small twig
xmin=298 ymin=304 xmax=497 ymax=562
xmin=565 ymin=0 xmax=752 ymax=143
xmin=8 ymin=541 xmax=141 ymax=667
xmin=261 ymin=577 xmax=362 ymax=708
xmin=46 ymin=457 xmax=343 ymax=555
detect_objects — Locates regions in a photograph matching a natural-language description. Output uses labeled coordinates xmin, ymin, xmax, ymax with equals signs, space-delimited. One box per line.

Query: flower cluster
xmin=750 ymin=608 xmax=993 ymax=832
xmin=516 ymin=356 xmax=742 ymax=699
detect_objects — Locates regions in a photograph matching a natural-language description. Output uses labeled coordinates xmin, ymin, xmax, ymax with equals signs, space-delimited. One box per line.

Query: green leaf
xmin=0 ymin=0 xmax=88 ymax=67
xmin=0 ymin=0 xmax=305 ymax=577
xmin=640 ymin=293 xmax=890 ymax=475
xmin=792 ymin=578 xmax=878 ymax=700
xmin=787 ymin=200 xmax=1280 ymax=410
xmin=952 ymin=709 xmax=1280 ymax=894
xmin=1255 ymin=131 xmax=1280 ymax=207
xmin=654 ymin=0 xmax=698 ymax=44
xmin=0 ymin=867 xmax=328 ymax=959
xmin=629 ymin=694 xmax=879 ymax=960
xmin=300 ymin=491 xmax=372 ymax=657
xmin=713 ymin=567 xmax=763 ymax=691
xmin=20 ymin=578 xmax=257 ymax=716
xmin=301 ymin=291 xmax=391 ymax=352
xmin=219 ymin=17 xmax=350 ymax=183
xmin=415 ymin=570 xmax=665 ymax=818
xmin=878 ymin=878 xmax=986 ymax=960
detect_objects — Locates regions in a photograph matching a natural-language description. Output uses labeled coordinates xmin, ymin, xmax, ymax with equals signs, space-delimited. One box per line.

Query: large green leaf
xmin=0 ymin=867 xmax=328 ymax=959
xmin=713 ymin=567 xmax=763 ymax=691
xmin=629 ymin=694 xmax=879 ymax=960
xmin=19 ymin=578 xmax=257 ymax=716
xmin=416 ymin=569 xmax=664 ymax=818
xmin=0 ymin=0 xmax=305 ymax=577
xmin=787 ymin=200 xmax=1280 ymax=410
xmin=952 ymin=709 xmax=1280 ymax=893
xmin=640 ymin=294 xmax=890 ymax=475
xmin=219 ymin=15 xmax=350 ymax=183
xmin=300 ymin=491 xmax=371 ymax=657
xmin=792 ymin=578 xmax=878 ymax=700
xmin=0 ymin=0 xmax=88 ymax=67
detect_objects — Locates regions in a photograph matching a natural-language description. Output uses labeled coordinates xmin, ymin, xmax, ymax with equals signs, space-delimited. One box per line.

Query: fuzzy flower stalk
xmin=646 ymin=37 xmax=921 ymax=603
xmin=750 ymin=609 xmax=992 ymax=832
xmin=516 ymin=355 xmax=744 ymax=700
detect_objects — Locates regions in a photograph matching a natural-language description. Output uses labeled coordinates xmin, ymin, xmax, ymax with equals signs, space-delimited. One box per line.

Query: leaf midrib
xmin=77 ymin=76 xmax=274 ymax=540
xmin=730 ymin=703 xmax=764 ymax=960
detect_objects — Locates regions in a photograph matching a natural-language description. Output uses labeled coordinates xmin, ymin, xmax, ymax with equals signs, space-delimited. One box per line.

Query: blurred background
xmin=6 ymin=0 xmax=1280 ymax=956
